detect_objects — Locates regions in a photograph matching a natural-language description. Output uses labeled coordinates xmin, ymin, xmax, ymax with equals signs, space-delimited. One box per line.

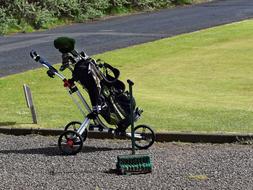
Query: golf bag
xmin=53 ymin=37 xmax=141 ymax=131
xmin=73 ymin=57 xmax=139 ymax=131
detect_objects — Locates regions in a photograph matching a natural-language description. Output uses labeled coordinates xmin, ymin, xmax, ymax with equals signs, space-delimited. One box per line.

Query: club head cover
xmin=54 ymin=37 xmax=75 ymax=53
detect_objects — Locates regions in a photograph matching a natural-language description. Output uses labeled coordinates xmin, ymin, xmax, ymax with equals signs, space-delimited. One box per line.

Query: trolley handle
xmin=30 ymin=50 xmax=65 ymax=80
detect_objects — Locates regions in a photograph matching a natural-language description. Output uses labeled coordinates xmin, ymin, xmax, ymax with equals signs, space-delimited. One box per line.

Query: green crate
xmin=116 ymin=154 xmax=152 ymax=175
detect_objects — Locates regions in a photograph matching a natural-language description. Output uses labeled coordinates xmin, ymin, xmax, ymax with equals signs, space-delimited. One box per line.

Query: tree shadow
xmin=0 ymin=145 xmax=131 ymax=156
xmin=0 ymin=122 xmax=16 ymax=126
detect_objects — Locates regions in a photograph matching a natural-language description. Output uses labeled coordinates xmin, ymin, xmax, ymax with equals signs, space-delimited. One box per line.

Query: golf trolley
xmin=30 ymin=50 xmax=155 ymax=155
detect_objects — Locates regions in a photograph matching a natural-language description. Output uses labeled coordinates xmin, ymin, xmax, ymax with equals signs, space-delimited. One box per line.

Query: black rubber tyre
xmin=58 ymin=130 xmax=83 ymax=155
xmin=133 ymin=125 xmax=155 ymax=149
xmin=64 ymin=121 xmax=88 ymax=142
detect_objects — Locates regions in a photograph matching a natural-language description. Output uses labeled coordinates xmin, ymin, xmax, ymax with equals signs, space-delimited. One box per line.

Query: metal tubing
xmin=54 ymin=72 xmax=65 ymax=80
xmin=68 ymin=91 xmax=86 ymax=117
xmin=127 ymin=79 xmax=135 ymax=155
xmin=76 ymin=90 xmax=92 ymax=113
xmin=77 ymin=117 xmax=90 ymax=135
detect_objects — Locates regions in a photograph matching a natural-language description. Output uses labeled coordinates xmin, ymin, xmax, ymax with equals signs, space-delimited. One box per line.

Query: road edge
xmin=0 ymin=127 xmax=252 ymax=144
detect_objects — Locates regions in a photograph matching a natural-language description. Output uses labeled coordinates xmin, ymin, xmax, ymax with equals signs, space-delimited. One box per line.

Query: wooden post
xmin=23 ymin=84 xmax=38 ymax=124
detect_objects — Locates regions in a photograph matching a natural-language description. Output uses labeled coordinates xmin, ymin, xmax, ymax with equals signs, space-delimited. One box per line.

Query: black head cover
xmin=54 ymin=37 xmax=75 ymax=53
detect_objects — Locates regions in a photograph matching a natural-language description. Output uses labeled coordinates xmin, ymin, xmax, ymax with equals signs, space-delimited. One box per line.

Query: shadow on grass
xmin=0 ymin=145 xmax=131 ymax=156
xmin=0 ymin=122 xmax=16 ymax=126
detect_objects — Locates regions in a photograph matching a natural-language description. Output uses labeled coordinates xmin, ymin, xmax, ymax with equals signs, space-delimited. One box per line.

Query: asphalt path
xmin=1 ymin=0 xmax=253 ymax=77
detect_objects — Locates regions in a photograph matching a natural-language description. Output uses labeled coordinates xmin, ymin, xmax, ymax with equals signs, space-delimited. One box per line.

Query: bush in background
xmin=0 ymin=0 xmax=195 ymax=35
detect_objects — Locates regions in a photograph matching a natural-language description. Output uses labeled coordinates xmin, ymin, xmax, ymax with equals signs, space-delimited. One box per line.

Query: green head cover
xmin=54 ymin=37 xmax=75 ymax=53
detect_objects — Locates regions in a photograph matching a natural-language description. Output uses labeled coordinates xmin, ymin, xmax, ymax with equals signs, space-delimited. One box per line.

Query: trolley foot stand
xmin=116 ymin=80 xmax=152 ymax=175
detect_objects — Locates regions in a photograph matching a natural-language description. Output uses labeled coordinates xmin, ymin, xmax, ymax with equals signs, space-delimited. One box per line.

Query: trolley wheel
xmin=64 ymin=121 xmax=88 ymax=142
xmin=58 ymin=130 xmax=83 ymax=155
xmin=133 ymin=125 xmax=155 ymax=150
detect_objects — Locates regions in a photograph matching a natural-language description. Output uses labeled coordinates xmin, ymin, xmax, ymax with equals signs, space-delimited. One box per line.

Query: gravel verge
xmin=0 ymin=134 xmax=252 ymax=190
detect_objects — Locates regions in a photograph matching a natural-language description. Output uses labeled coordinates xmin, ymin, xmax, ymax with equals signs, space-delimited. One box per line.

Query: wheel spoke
xmin=133 ymin=125 xmax=155 ymax=149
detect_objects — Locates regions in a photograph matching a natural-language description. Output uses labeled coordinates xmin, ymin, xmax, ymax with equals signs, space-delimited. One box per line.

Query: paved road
xmin=1 ymin=0 xmax=253 ymax=77
xmin=0 ymin=134 xmax=252 ymax=190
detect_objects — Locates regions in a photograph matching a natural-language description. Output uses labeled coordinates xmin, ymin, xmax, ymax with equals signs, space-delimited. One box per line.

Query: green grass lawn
xmin=1 ymin=19 xmax=253 ymax=133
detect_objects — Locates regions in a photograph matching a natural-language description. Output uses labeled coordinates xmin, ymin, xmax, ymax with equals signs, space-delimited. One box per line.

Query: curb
xmin=0 ymin=127 xmax=252 ymax=143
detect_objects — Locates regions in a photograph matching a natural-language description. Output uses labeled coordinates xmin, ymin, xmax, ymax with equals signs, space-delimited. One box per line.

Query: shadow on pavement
xmin=0 ymin=145 xmax=130 ymax=156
